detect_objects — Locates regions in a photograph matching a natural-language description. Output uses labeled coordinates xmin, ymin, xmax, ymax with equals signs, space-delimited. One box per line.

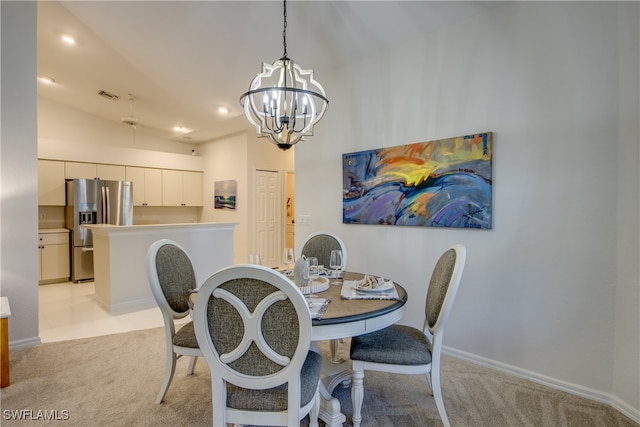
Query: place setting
xmin=291 ymin=253 xmax=331 ymax=319
xmin=340 ymin=274 xmax=402 ymax=301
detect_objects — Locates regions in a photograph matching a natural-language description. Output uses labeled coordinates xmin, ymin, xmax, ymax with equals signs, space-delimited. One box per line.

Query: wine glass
xmin=248 ymin=254 xmax=262 ymax=265
xmin=282 ymin=247 xmax=295 ymax=271
xmin=329 ymin=249 xmax=343 ymax=284
xmin=307 ymin=257 xmax=319 ymax=275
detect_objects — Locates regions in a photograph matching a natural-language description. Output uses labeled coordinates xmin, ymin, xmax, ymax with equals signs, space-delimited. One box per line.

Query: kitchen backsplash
xmin=39 ymin=206 xmax=65 ymax=229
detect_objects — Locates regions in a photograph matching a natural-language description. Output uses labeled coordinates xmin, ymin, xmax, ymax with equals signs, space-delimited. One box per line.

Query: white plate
xmin=355 ymin=281 xmax=394 ymax=293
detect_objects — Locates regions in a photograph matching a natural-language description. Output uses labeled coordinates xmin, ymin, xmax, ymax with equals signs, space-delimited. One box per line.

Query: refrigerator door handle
xmin=105 ymin=186 xmax=111 ymax=224
xmin=101 ymin=186 xmax=105 ymax=223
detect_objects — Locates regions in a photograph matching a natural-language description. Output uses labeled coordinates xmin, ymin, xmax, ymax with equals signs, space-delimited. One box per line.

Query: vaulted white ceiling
xmin=37 ymin=1 xmax=501 ymax=144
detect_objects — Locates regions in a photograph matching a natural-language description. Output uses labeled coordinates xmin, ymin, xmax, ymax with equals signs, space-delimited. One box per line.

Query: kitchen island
xmin=84 ymin=222 xmax=237 ymax=312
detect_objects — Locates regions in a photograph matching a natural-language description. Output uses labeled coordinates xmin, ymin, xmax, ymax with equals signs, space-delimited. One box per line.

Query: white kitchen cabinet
xmin=38 ymin=230 xmax=70 ymax=284
xmin=182 ymin=171 xmax=203 ymax=206
xmin=38 ymin=160 xmax=66 ymax=206
xmin=65 ymin=162 xmax=97 ymax=179
xmin=65 ymin=162 xmax=125 ymax=181
xmin=97 ymin=164 xmax=126 ymax=181
xmin=125 ymin=166 xmax=162 ymax=206
xmin=162 ymin=170 xmax=202 ymax=206
xmin=161 ymin=169 xmax=182 ymax=206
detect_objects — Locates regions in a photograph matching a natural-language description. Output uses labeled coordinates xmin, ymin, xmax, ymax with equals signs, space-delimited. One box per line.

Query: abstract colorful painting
xmin=342 ymin=132 xmax=493 ymax=229
xmin=214 ymin=180 xmax=237 ymax=210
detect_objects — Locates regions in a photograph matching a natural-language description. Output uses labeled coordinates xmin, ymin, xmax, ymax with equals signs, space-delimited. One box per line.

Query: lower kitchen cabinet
xmin=38 ymin=229 xmax=70 ymax=284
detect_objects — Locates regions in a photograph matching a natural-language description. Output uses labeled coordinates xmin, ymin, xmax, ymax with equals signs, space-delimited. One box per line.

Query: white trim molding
xmin=444 ymin=346 xmax=640 ymax=424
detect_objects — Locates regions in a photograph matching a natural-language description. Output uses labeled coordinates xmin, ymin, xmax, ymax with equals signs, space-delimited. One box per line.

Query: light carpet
xmin=0 ymin=327 xmax=636 ymax=427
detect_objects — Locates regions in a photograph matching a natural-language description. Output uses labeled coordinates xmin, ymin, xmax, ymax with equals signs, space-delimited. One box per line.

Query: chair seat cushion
xmin=350 ymin=324 xmax=432 ymax=365
xmin=226 ymin=350 xmax=322 ymax=411
xmin=172 ymin=321 xmax=199 ymax=348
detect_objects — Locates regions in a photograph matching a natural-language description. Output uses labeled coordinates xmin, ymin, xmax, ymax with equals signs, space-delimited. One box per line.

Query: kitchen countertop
xmin=83 ymin=222 xmax=237 ymax=235
xmin=38 ymin=228 xmax=69 ymax=234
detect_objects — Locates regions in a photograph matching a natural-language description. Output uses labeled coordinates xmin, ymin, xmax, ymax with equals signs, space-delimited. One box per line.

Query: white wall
xmin=1 ymin=1 xmax=40 ymax=348
xmin=613 ymin=2 xmax=640 ymax=414
xmin=39 ymin=97 xmax=197 ymax=156
xmin=200 ymin=133 xmax=248 ymax=264
xmin=200 ymin=131 xmax=294 ymax=264
xmin=295 ymin=1 xmax=639 ymax=420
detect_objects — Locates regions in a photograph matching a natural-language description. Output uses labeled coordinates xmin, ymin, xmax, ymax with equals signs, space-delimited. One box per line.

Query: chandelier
xmin=239 ymin=0 xmax=329 ymax=151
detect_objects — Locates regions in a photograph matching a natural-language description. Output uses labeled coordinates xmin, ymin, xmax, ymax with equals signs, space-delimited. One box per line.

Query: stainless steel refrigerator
xmin=65 ymin=179 xmax=133 ymax=282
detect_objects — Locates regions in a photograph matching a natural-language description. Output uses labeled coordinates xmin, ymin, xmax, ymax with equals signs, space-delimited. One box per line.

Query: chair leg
xmin=309 ymin=389 xmax=320 ymax=427
xmin=351 ymin=368 xmax=365 ymax=427
xmin=431 ymin=369 xmax=451 ymax=427
xmin=187 ymin=355 xmax=197 ymax=375
xmin=425 ymin=370 xmax=434 ymax=395
xmin=156 ymin=350 xmax=177 ymax=404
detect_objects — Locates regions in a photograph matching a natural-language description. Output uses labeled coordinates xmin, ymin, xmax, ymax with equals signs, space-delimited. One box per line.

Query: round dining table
xmin=310 ymin=271 xmax=408 ymax=427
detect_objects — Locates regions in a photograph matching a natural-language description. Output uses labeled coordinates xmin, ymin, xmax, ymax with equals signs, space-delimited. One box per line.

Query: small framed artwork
xmin=214 ymin=179 xmax=237 ymax=210
xmin=342 ymin=132 xmax=493 ymax=229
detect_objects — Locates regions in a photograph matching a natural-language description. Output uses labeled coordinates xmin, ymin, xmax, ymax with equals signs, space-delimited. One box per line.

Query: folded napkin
xmin=307 ymin=298 xmax=331 ymax=320
xmin=340 ymin=278 xmax=401 ymax=301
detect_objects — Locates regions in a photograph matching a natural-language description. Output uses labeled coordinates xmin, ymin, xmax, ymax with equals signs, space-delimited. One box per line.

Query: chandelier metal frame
xmin=239 ymin=0 xmax=329 ymax=151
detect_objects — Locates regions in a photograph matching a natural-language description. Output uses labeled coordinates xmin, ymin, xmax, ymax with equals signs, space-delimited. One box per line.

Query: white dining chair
xmin=299 ymin=231 xmax=348 ymax=272
xmin=147 ymin=239 xmax=202 ymax=404
xmin=300 ymin=231 xmax=349 ymax=362
xmin=349 ymin=244 xmax=466 ymax=427
xmin=193 ymin=264 xmax=322 ymax=427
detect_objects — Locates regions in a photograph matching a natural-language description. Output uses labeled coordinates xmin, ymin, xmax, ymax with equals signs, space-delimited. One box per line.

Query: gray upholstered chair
xmin=349 ymin=244 xmax=466 ymax=427
xmin=193 ymin=264 xmax=322 ymax=427
xmin=300 ymin=231 xmax=348 ymax=362
xmin=147 ymin=239 xmax=201 ymax=404
xmin=299 ymin=231 xmax=348 ymax=272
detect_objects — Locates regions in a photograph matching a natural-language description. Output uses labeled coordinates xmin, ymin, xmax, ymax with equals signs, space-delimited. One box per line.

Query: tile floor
xmin=39 ymin=281 xmax=174 ymax=343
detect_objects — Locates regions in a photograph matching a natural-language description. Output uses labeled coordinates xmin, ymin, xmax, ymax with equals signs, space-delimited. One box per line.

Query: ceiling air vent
xmin=97 ymin=90 xmax=120 ymax=101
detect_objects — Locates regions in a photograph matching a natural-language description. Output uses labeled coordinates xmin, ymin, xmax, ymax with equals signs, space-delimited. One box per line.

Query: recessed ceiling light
xmin=61 ymin=34 xmax=76 ymax=45
xmin=38 ymin=76 xmax=56 ymax=85
xmin=217 ymin=106 xmax=230 ymax=115
xmin=173 ymin=126 xmax=190 ymax=133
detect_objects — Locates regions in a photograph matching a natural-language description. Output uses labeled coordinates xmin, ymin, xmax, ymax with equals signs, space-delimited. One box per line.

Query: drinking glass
xmin=282 ymin=247 xmax=295 ymax=270
xmin=329 ymin=249 xmax=343 ymax=284
xmin=248 ymin=254 xmax=262 ymax=265
xmin=307 ymin=257 xmax=319 ymax=275
xmin=298 ymin=258 xmax=310 ymax=287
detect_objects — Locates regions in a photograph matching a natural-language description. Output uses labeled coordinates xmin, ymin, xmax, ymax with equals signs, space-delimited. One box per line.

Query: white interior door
xmin=255 ymin=170 xmax=281 ymax=268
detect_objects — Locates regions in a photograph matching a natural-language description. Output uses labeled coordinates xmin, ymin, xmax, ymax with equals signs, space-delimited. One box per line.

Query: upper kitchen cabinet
xmin=97 ymin=164 xmax=126 ymax=181
xmin=162 ymin=170 xmax=203 ymax=206
xmin=65 ymin=162 xmax=96 ymax=179
xmin=65 ymin=162 xmax=125 ymax=181
xmin=125 ymin=166 xmax=162 ymax=206
xmin=38 ymin=160 xmax=66 ymax=206
xmin=182 ymin=171 xmax=203 ymax=206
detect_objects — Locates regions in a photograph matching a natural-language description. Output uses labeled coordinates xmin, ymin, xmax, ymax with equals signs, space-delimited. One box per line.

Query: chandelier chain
xmin=282 ymin=0 xmax=288 ymax=58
